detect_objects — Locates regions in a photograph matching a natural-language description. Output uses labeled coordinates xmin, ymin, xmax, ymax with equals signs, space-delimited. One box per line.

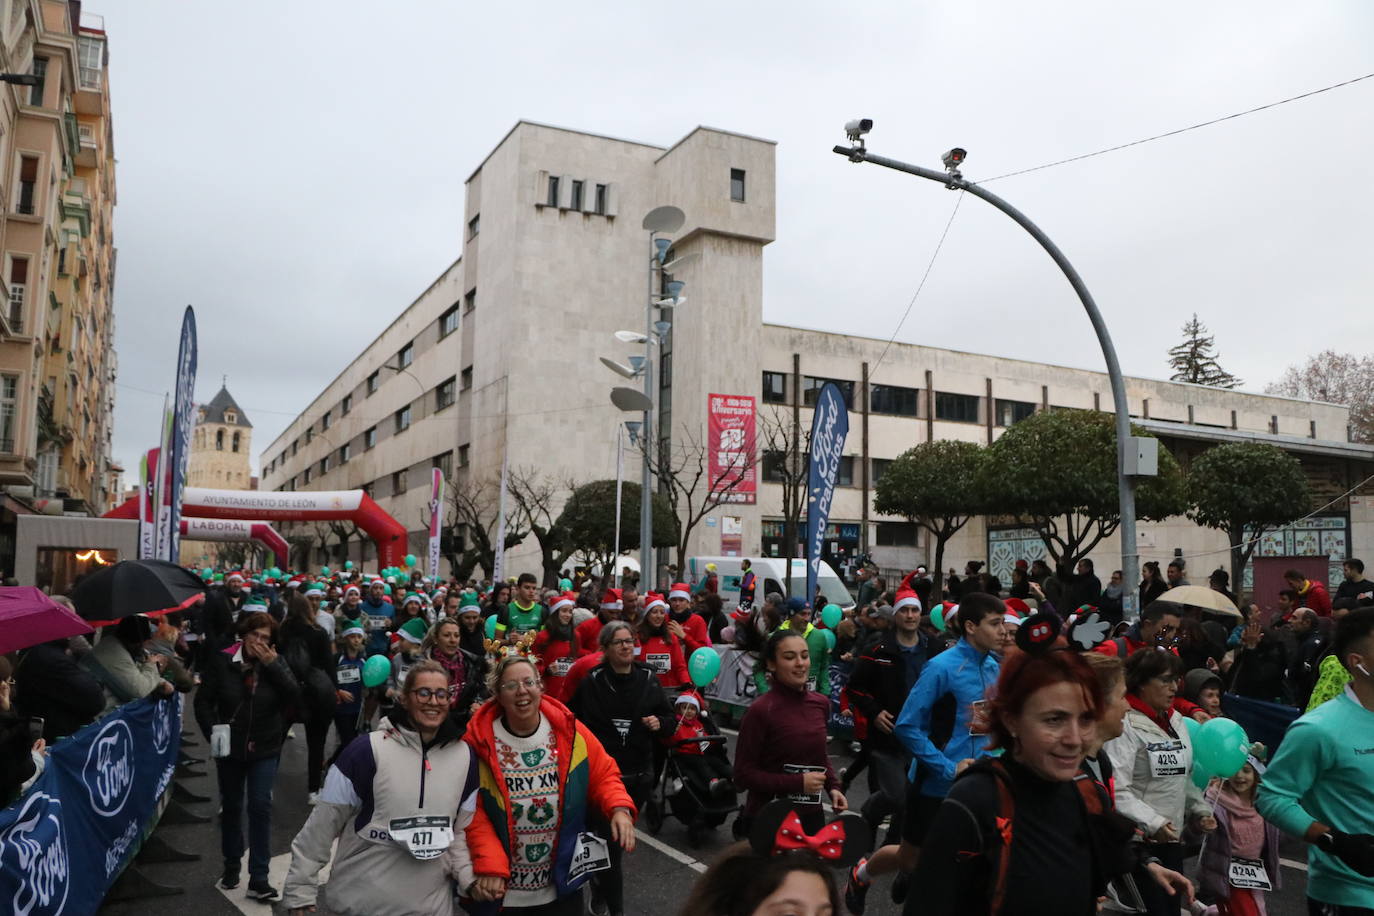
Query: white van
xmin=684 ymin=556 xmax=855 ymax=611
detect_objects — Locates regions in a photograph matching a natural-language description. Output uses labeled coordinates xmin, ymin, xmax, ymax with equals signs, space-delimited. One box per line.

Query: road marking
xmin=1280 ymin=856 xmax=1308 ymax=872
xmin=718 ymin=726 xmax=739 ymax=736
xmin=219 ymin=841 xmax=335 ymax=914
xmin=634 ymin=828 xmax=708 ymax=874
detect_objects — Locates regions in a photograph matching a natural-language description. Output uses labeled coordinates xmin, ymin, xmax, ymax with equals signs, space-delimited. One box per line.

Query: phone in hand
xmin=25 ymin=716 xmax=44 ymax=743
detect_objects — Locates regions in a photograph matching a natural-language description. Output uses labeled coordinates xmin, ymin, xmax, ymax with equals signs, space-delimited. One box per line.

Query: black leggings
xmin=501 ymin=890 xmax=584 ymax=915
xmin=304 ymin=714 xmax=330 ymax=794
xmin=591 ymin=773 xmax=653 ymax=914
xmin=1134 ymin=842 xmax=1185 ymax=916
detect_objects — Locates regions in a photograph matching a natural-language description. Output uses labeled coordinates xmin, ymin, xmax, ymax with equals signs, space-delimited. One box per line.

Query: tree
xmin=874 ymin=440 xmax=990 ymax=598
xmin=984 ymin=409 xmax=1188 ymax=567
xmin=439 ymin=473 xmax=530 ymax=581
xmin=505 ymin=467 xmax=578 ymax=587
xmin=641 ymin=426 xmax=758 ymax=578
xmin=758 ymin=407 xmax=810 ymax=594
xmin=1168 ymin=313 xmax=1241 ymax=388
xmin=1266 ymin=350 xmax=1374 ymax=443
xmin=1186 ymin=442 xmax=1311 ymax=596
xmin=556 ymin=479 xmax=677 ymax=578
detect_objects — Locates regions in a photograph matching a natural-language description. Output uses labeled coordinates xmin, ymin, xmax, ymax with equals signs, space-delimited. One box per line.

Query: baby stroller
xmin=642 ymin=706 xmax=738 ymax=846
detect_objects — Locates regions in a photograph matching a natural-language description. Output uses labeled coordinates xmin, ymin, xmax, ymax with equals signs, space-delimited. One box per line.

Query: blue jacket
xmin=893 ymin=638 xmax=1000 ymax=798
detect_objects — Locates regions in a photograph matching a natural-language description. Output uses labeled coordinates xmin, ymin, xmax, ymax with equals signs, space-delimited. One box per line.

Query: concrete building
xmin=0 ymin=2 xmax=118 ymax=576
xmin=262 ymin=121 xmax=1374 ymax=592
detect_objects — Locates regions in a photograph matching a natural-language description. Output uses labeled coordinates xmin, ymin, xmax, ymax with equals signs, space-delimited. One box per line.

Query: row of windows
xmin=543 ymin=175 xmax=610 ymax=215
xmin=760 ymin=372 xmax=1037 ymax=425
xmin=283 ymin=446 xmax=471 ymax=494
xmin=760 ymin=453 xmax=899 ymax=487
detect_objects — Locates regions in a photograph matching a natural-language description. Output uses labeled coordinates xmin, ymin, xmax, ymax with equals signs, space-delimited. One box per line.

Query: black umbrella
xmin=70 ymin=559 xmax=206 ymax=625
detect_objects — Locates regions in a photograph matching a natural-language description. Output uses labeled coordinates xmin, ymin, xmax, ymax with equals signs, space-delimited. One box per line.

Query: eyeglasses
xmin=409 ymin=687 xmax=451 ymax=702
xmin=499 ymin=677 xmax=542 ymax=693
xmin=608 ymin=638 xmax=636 ymax=647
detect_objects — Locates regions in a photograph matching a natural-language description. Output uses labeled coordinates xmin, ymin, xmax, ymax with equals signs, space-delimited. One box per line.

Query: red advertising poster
xmin=707 ymin=393 xmax=757 ymax=505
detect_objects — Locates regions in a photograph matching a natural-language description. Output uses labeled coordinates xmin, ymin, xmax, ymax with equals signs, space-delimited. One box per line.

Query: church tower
xmin=187 ymin=383 xmax=253 ymax=490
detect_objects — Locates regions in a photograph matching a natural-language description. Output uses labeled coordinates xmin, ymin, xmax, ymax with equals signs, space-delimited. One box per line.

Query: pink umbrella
xmin=0 ymin=586 xmax=94 ymax=654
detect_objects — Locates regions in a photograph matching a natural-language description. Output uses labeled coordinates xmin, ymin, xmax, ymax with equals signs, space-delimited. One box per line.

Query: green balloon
xmin=1191 ymin=765 xmax=1214 ymax=790
xmin=559 ymin=578 xmax=572 ymax=591
xmin=1182 ymin=715 xmax=1203 ymax=742
xmin=930 ymin=607 xmax=946 ymax=632
xmin=344 ymin=561 xmax=354 ymax=570
xmin=321 ymin=566 xmax=331 ymax=575
xmin=1194 ymin=716 xmax=1249 ymax=779
xmin=405 ymin=554 xmax=418 ymax=568
xmin=362 ymin=655 xmax=391 ymax=688
xmin=484 ymin=615 xmax=499 ymax=639
xmin=688 ymin=647 xmax=721 ymax=687
xmin=820 ymin=604 xmax=843 ymax=629
xmin=820 ymin=628 xmax=836 ymax=650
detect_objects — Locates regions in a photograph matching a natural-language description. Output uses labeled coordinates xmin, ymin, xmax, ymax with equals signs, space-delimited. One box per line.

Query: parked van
xmin=684 ymin=556 xmax=855 ymax=611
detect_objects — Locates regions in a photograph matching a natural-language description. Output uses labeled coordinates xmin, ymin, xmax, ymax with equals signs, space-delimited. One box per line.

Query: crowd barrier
xmin=0 ymin=696 xmax=182 ymax=915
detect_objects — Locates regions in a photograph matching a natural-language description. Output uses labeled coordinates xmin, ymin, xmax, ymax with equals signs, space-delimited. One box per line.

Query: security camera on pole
xmin=833 ymin=123 xmax=1155 ymax=618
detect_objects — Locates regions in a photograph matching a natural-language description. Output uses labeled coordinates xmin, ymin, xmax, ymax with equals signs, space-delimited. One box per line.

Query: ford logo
xmin=2 ymin=792 xmax=69 ymax=916
xmin=151 ymin=700 xmax=172 ymax=756
xmin=83 ymin=719 xmax=135 ymax=817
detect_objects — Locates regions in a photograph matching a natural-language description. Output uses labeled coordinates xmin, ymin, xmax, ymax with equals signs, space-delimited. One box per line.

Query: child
xmin=328 ymin=621 xmax=367 ymax=768
xmin=1196 ymin=758 xmax=1281 ymax=916
xmin=384 ymin=618 xmax=429 ymax=717
xmin=669 ymin=691 xmax=734 ymax=800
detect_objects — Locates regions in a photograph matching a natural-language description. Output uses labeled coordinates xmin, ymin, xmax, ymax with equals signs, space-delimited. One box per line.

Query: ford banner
xmin=164 ymin=306 xmax=198 ymax=562
xmin=804 ymin=382 xmax=849 ymax=606
xmin=0 ymin=697 xmax=181 ymax=914
xmin=427 ymin=467 xmax=444 ymax=579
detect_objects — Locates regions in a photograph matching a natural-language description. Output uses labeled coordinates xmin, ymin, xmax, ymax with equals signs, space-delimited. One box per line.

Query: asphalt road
xmin=100 ymin=706 xmax=1316 ymax=916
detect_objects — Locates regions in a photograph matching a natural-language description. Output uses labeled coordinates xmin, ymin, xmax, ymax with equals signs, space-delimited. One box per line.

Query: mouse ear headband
xmin=1014 ymin=611 xmax=1064 ymax=655
xmin=1066 ymin=610 xmax=1113 ymax=651
xmin=748 ymin=799 xmax=869 ymax=868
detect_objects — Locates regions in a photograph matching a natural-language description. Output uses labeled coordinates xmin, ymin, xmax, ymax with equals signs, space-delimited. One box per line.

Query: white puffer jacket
xmin=1105 ymin=705 xmax=1211 ymax=837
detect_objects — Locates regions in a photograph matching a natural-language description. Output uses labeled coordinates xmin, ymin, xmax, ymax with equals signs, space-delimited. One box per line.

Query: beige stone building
xmin=187 ymin=385 xmax=252 ymax=490
xmin=0 ymin=2 xmax=118 ymax=574
xmin=261 ymin=121 xmax=1374 ymax=592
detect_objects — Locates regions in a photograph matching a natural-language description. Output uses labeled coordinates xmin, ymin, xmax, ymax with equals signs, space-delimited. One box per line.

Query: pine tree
xmin=1168 ymin=314 xmax=1241 ymax=388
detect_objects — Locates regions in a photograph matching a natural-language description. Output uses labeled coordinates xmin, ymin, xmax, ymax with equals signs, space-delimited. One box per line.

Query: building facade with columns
xmin=261 ymin=121 xmax=1374 ymax=592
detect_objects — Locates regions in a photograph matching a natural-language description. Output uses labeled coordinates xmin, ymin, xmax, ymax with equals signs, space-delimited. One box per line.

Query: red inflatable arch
xmin=105 ymin=487 xmax=408 ymax=568
xmin=177 ymin=518 xmax=290 ymax=569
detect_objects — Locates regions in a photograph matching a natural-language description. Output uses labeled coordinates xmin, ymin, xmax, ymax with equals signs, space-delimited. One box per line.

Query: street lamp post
xmin=833 ymin=124 xmax=1147 ymax=618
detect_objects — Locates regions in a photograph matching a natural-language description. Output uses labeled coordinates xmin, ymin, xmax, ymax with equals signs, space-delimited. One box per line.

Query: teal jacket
xmin=1256 ymin=686 xmax=1374 ymax=909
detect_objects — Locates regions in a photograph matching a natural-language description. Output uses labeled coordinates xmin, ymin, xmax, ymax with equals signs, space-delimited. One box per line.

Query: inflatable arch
xmin=178 ymin=518 xmax=290 ymax=569
xmin=105 ymin=488 xmax=408 ymax=568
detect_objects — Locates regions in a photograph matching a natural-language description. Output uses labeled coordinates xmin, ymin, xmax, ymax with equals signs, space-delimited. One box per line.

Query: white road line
xmin=219 ymin=841 xmax=335 ymax=914
xmin=718 ymin=726 xmax=739 ymax=736
xmin=634 ymin=828 xmax=709 ymax=874
xmin=1280 ymin=856 xmax=1308 ymax=872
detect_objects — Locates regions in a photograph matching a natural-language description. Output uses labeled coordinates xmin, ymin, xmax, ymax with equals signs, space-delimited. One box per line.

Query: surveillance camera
xmin=844 ymin=118 xmax=873 ymax=141
xmin=941 ymin=148 xmax=967 ymax=171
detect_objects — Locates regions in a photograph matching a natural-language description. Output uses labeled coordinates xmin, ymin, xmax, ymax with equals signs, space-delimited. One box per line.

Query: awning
xmin=1138 ymin=419 xmax=1374 ymax=463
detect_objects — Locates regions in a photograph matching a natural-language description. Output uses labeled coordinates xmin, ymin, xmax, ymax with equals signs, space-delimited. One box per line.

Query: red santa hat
xmin=343 ymin=585 xmax=361 ymax=598
xmin=893 ymin=571 xmax=922 ymax=613
xmin=668 ymin=582 xmax=691 ymax=601
xmin=644 ymin=592 xmax=668 ymax=613
xmin=599 ymin=588 xmax=623 ymax=611
xmin=1003 ymin=598 xmax=1031 ymax=618
xmin=550 ymin=592 xmax=577 ymax=613
xmin=226 ymin=571 xmax=245 ymax=584
xmin=674 ymin=689 xmax=703 ymax=710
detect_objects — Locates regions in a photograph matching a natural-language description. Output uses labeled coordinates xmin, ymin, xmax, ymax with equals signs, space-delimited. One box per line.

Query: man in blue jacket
xmin=845 ymin=591 xmax=1004 ymax=913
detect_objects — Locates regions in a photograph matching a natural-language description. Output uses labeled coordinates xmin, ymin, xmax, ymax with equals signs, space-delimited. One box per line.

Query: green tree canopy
xmin=556 ymin=480 xmax=678 ymax=573
xmin=1186 ymin=442 xmax=1311 ymax=594
xmin=874 ymin=439 xmax=989 ymax=595
xmin=984 ymin=409 xmax=1188 ymax=565
xmin=1168 ymin=313 xmax=1241 ymax=388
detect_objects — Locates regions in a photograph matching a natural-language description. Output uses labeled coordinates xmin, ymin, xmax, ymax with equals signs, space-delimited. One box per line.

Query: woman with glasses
xmin=1105 ymin=649 xmax=1216 ymax=915
xmin=284 ymin=660 xmax=481 ymax=916
xmin=465 ymin=654 xmax=636 ymax=915
xmin=568 ymin=621 xmax=675 ymax=916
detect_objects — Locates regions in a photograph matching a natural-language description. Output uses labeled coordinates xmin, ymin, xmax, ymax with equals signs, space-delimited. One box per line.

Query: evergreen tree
xmin=1168 ymin=313 xmax=1241 ymax=388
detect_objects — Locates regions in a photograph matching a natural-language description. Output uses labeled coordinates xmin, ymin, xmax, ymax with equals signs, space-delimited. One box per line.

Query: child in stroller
xmin=645 ymin=690 xmax=738 ymax=846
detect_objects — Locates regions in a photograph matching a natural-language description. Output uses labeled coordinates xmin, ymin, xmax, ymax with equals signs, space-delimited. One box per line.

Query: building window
xmin=871 ymin=384 xmax=920 ymax=417
xmin=319 ymin=456 xmax=330 ymax=475
xmin=231 ymin=431 xmax=241 ymax=453
xmin=433 ymin=451 xmax=453 ymax=478
xmin=341 ymin=393 xmax=352 ymax=416
xmin=467 ymin=213 xmax=480 ymax=239
xmin=871 ymin=458 xmax=893 ymax=483
xmin=392 ymin=470 xmax=407 ymax=495
xmin=594 ymin=183 xmax=607 ymax=215
xmin=365 ymin=426 xmax=377 ymax=450
xmin=397 ymin=342 xmax=414 ymax=368
xmin=730 ymin=168 xmax=746 ymax=202
xmin=7 ymin=257 xmax=26 ymax=333
xmin=440 ymin=305 xmax=459 ymax=338
xmin=77 ymin=36 xmax=103 ymax=90
xmin=291 ymin=439 xmax=299 ymax=457
xmin=215 ymin=429 xmax=224 ymax=450
xmin=762 ymin=371 xmax=787 ymax=404
xmin=460 ymin=366 xmax=473 ymax=391
xmin=289 ymin=475 xmax=297 ymax=490
xmin=458 ymin=444 xmax=470 ymax=467
xmin=546 ymin=175 xmax=560 ymax=207
xmin=339 ymin=443 xmax=351 ymax=464
xmin=935 ymin=392 xmax=981 ymax=424
xmin=570 ymin=180 xmax=584 ymax=210
xmin=762 ymin=450 xmax=796 ymax=483
xmin=802 ymin=376 xmax=855 ymax=409
xmin=995 ymin=399 xmax=1036 ymax=427
xmin=464 ymin=289 xmax=476 ymax=313
xmin=394 ymin=405 xmax=411 ymax=434
xmin=322 ymin=410 xmax=332 ymax=430
xmin=0 ymin=375 xmax=16 ymax=452
xmin=304 ymin=467 xmax=313 ymax=484
xmin=837 ymin=456 xmax=854 ymax=487
xmin=436 ymin=376 xmax=456 ymax=410
xmin=16 ymin=155 xmax=37 ymax=215
xmin=367 ymin=370 xmax=379 ymax=396
xmin=875 ymin=521 xmax=918 ymax=547
xmin=305 ymin=428 xmax=314 ymax=444
xmin=29 ymin=56 xmax=45 ymax=106
xmin=224 ymin=410 xmax=237 ymax=424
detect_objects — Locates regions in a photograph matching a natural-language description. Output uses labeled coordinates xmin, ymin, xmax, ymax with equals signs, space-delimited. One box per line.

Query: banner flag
xmin=427 ymin=468 xmax=444 ymax=579
xmin=137 ymin=449 xmax=158 ymax=560
xmin=804 ymin=383 xmax=849 ymax=605
xmin=706 ymin=393 xmax=757 ymax=504
xmin=492 ymin=452 xmax=509 ymax=583
xmin=164 ymin=307 xmax=199 ymax=562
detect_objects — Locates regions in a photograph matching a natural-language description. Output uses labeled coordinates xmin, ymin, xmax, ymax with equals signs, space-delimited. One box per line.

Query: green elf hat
xmin=397 ymin=617 xmax=429 ymax=645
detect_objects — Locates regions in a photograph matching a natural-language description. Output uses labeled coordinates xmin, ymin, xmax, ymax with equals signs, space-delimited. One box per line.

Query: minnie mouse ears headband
xmin=1015 ymin=608 xmax=1115 ymax=654
xmin=748 ymin=800 xmax=870 ymax=868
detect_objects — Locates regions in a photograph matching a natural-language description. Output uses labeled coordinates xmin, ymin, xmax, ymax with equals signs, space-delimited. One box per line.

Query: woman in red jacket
xmin=636 ymin=593 xmax=689 ymax=689
xmin=533 ymin=594 xmax=580 ymax=702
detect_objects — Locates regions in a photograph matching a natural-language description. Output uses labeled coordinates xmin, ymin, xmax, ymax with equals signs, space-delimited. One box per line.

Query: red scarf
xmin=430 ymin=648 xmax=468 ymax=697
xmin=1126 ymin=692 xmax=1178 ymax=738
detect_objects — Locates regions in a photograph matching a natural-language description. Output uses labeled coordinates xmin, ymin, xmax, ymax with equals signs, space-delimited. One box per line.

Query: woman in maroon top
xmin=733 ymin=629 xmax=848 ymax=832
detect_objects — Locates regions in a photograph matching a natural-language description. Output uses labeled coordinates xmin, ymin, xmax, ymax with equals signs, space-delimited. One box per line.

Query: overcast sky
xmin=104 ymin=0 xmax=1374 ymax=479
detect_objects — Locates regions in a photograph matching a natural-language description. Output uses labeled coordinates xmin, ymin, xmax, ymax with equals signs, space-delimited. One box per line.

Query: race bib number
xmin=646 ymin=653 xmax=671 ymax=674
xmin=388 ymin=815 xmax=453 ymax=860
xmin=1228 ymin=856 xmax=1271 ymax=890
xmin=568 ymin=831 xmax=611 ymax=881
xmin=550 ymin=657 xmax=574 ymax=677
xmin=784 ymin=764 xmax=825 ymax=805
xmin=969 ymin=699 xmax=990 ymax=737
xmin=1147 ymin=740 xmax=1186 ymax=778
xmin=366 ymin=616 xmax=389 ymax=632
xmin=805 ymin=677 xmax=817 ymax=693
xmin=337 ymin=667 xmax=361 ymax=684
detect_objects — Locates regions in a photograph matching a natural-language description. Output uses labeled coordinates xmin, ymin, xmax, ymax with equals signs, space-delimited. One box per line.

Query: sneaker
xmin=286 ymin=727 xmax=297 ymax=739
xmin=218 ymin=860 xmax=240 ymax=890
xmin=844 ymin=859 xmax=870 ymax=914
xmin=245 ymin=879 xmax=278 ymax=901
xmin=588 ymin=889 xmax=609 ymax=916
xmin=891 ymin=870 xmax=910 ymax=904
xmin=307 ymin=791 xmax=321 ymax=806
xmin=839 ymin=766 xmax=852 ymax=792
